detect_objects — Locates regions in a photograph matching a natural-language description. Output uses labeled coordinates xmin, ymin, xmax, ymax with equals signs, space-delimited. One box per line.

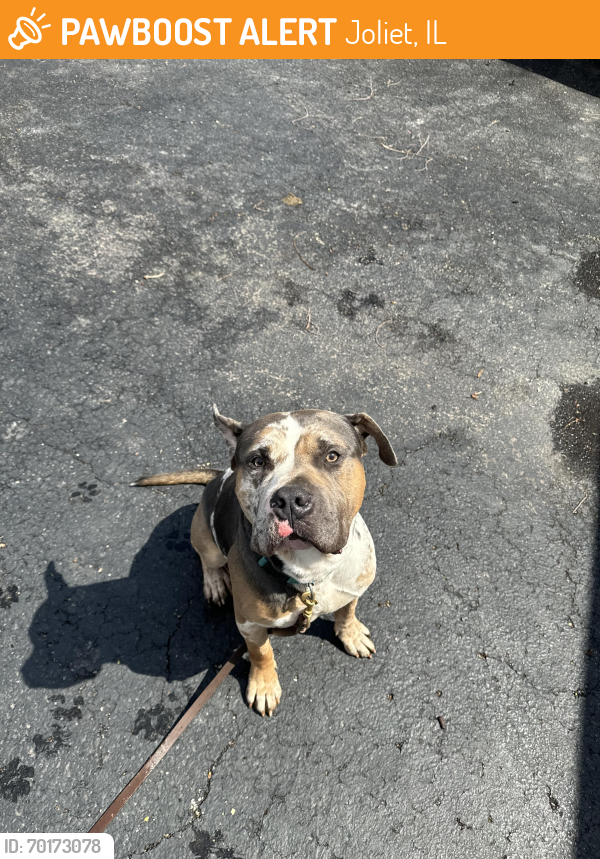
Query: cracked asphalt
xmin=1 ymin=58 xmax=600 ymax=858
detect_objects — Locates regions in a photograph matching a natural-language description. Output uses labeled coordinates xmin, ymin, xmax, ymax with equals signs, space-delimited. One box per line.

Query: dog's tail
xmin=132 ymin=468 xmax=224 ymax=487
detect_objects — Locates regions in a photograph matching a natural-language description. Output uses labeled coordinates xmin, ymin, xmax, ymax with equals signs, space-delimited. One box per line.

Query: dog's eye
xmin=249 ymin=456 xmax=264 ymax=468
xmin=326 ymin=451 xmax=340 ymax=463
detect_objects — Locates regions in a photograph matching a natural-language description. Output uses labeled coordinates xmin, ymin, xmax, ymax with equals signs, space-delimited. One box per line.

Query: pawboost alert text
xmin=61 ymin=18 xmax=338 ymax=46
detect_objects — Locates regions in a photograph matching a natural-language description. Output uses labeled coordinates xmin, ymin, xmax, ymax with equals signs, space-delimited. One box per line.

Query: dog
xmin=135 ymin=406 xmax=397 ymax=716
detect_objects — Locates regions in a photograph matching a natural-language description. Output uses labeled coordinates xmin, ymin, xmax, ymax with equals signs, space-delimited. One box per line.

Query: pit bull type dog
xmin=135 ymin=407 xmax=397 ymax=715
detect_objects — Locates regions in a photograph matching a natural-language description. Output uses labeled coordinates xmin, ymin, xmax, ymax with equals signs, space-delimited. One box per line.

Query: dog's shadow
xmin=22 ymin=505 xmax=242 ymax=689
xmin=22 ymin=504 xmax=342 ymax=693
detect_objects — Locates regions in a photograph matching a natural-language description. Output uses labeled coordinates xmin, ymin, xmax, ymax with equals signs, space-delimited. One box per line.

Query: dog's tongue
xmin=277 ymin=520 xmax=294 ymax=538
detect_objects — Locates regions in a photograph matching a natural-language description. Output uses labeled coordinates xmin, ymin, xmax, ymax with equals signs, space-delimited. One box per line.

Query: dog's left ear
xmin=213 ymin=404 xmax=244 ymax=457
xmin=345 ymin=412 xmax=397 ymax=466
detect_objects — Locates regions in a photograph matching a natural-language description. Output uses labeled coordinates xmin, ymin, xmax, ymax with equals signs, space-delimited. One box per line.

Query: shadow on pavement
xmin=552 ymin=381 xmax=600 ymax=854
xmin=22 ymin=505 xmax=240 ymax=688
xmin=505 ymin=60 xmax=600 ymax=99
xmin=577 ymin=463 xmax=600 ymax=856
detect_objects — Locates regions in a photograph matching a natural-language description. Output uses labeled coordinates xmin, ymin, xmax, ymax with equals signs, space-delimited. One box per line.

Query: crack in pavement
xmin=126 ymin=736 xmax=240 ymax=858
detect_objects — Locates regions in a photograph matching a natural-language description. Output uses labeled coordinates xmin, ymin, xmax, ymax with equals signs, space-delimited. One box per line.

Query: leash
xmin=89 ymin=552 xmax=326 ymax=830
xmin=89 ymin=642 xmax=247 ymax=834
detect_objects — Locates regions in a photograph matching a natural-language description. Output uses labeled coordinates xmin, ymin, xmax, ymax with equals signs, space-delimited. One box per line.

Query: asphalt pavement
xmin=1 ymin=58 xmax=600 ymax=859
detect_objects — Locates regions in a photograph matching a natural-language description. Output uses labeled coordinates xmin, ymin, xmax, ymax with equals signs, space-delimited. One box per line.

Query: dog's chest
xmin=272 ymin=515 xmax=376 ymax=628
xmin=270 ymin=572 xmax=372 ymax=629
xmin=309 ymin=575 xmax=363 ymax=618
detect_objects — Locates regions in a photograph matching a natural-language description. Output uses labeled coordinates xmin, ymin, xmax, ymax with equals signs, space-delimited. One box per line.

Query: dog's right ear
xmin=212 ymin=404 xmax=244 ymax=458
xmin=345 ymin=412 xmax=398 ymax=466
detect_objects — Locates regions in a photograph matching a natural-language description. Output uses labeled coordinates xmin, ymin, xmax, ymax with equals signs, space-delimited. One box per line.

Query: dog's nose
xmin=270 ymin=484 xmax=313 ymax=520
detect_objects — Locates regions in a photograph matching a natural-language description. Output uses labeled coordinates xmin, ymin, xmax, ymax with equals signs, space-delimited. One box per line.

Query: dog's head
xmin=213 ymin=406 xmax=397 ymax=557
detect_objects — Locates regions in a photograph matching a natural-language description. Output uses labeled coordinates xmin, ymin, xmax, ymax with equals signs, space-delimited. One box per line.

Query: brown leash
xmin=89 ymin=642 xmax=247 ymax=834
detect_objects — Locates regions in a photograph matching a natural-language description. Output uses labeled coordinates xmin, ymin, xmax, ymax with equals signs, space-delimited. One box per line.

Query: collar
xmin=256 ymin=553 xmax=339 ymax=591
xmin=257 ymin=554 xmax=309 ymax=587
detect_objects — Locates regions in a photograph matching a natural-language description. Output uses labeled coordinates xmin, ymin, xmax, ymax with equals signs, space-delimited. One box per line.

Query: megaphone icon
xmin=8 ymin=11 xmax=49 ymax=50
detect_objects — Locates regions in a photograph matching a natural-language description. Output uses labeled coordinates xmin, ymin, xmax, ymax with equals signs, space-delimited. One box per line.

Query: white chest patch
xmin=278 ymin=514 xmax=376 ymax=617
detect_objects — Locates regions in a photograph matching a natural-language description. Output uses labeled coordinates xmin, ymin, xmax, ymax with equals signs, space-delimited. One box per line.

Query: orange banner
xmin=1 ymin=0 xmax=599 ymax=59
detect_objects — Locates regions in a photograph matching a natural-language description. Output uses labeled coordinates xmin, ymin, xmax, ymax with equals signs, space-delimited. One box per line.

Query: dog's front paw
xmin=246 ymin=665 xmax=282 ymax=717
xmin=335 ymin=617 xmax=376 ymax=658
xmin=202 ymin=566 xmax=231 ymax=606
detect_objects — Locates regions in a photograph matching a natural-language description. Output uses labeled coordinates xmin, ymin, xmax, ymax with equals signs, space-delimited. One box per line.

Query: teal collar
xmin=257 ymin=553 xmax=340 ymax=589
xmin=257 ymin=555 xmax=312 ymax=587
